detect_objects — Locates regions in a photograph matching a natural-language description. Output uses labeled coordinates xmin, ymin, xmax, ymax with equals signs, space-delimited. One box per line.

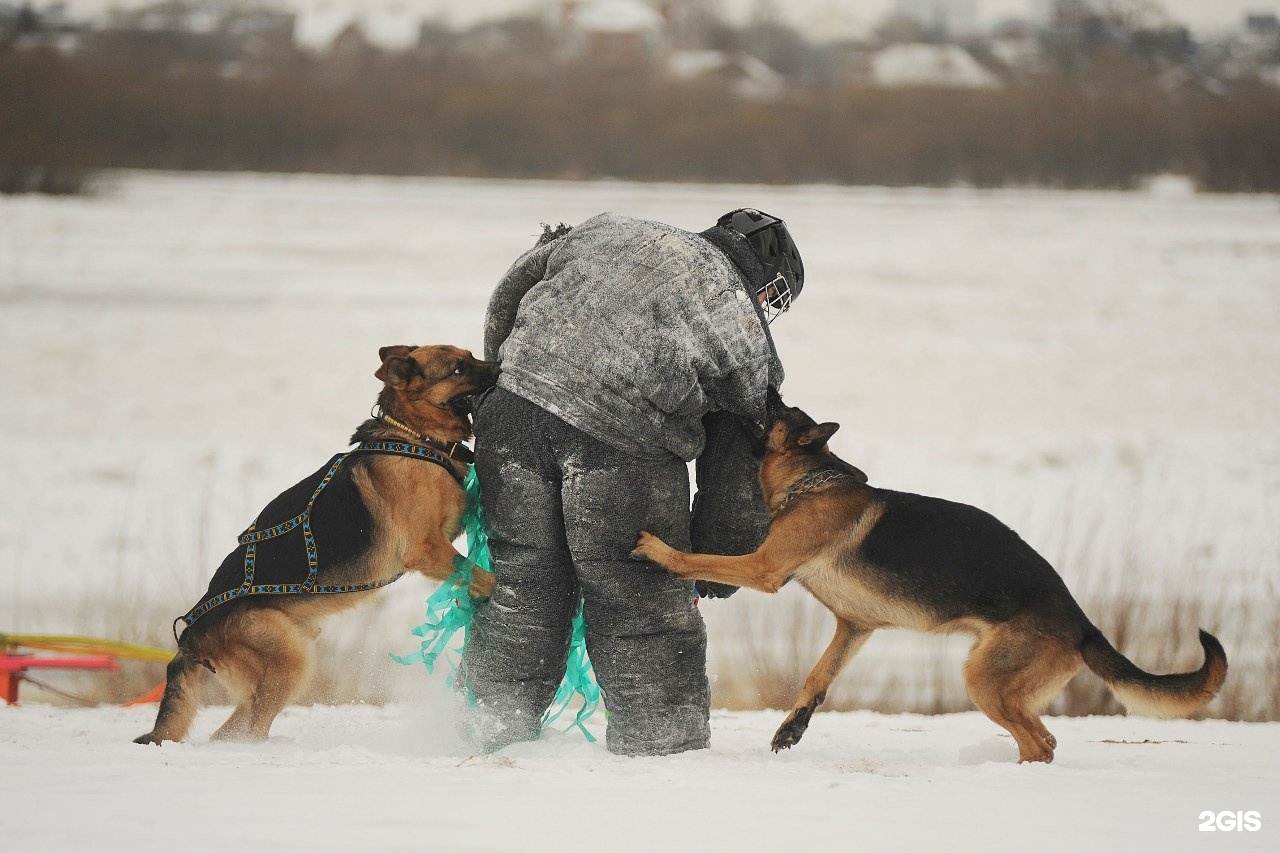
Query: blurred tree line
xmin=2 ymin=14 xmax=1278 ymax=193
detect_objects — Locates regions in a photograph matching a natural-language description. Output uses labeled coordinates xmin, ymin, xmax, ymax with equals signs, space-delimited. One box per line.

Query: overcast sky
xmin=46 ymin=1 xmax=1280 ymax=37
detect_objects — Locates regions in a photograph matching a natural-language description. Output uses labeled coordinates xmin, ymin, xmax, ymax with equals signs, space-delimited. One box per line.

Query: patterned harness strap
xmin=355 ymin=440 xmax=467 ymax=483
xmin=180 ymin=441 xmax=466 ymax=628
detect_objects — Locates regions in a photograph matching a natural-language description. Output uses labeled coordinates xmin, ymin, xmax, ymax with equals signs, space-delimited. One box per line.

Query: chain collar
xmin=372 ymin=406 xmax=473 ymax=462
xmin=770 ymin=469 xmax=850 ymax=517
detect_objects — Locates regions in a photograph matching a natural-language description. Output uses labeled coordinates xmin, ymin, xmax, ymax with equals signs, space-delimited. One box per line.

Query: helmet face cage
xmin=756 ymin=273 xmax=792 ymax=324
xmin=717 ymin=208 xmax=803 ymax=322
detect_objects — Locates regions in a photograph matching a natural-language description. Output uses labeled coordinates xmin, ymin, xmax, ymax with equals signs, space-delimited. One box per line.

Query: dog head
xmin=766 ymin=404 xmax=840 ymax=456
xmin=758 ymin=395 xmax=868 ymax=489
xmin=374 ymin=345 xmax=499 ymax=442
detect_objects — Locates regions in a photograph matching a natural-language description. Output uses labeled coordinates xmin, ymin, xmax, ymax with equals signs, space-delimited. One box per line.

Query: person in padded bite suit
xmin=462 ymin=208 xmax=805 ymax=756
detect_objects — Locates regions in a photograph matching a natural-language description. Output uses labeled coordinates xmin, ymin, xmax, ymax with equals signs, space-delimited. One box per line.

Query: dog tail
xmin=1080 ymin=628 xmax=1227 ymax=718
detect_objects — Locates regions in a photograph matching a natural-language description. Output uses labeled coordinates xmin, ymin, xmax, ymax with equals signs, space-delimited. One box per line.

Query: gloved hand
xmin=695 ymin=580 xmax=739 ymax=599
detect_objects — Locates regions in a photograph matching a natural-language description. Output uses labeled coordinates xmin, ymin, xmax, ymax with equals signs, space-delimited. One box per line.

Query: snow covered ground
xmin=1 ymin=171 xmax=1277 ymax=849
xmin=2 ymin=701 xmax=1276 ymax=852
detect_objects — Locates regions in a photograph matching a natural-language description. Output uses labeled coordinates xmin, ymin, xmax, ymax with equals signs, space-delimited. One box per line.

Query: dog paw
xmin=631 ymin=531 xmax=666 ymax=563
xmin=771 ymin=726 xmax=804 ymax=752
xmin=133 ymin=733 xmax=163 ymax=746
xmin=469 ymin=570 xmax=496 ymax=599
xmin=770 ymin=709 xmax=812 ymax=752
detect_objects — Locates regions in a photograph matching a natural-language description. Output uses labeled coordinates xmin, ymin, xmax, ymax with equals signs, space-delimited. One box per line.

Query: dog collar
xmin=374 ymin=410 xmax=475 ymax=464
xmin=771 ymin=469 xmax=849 ymax=516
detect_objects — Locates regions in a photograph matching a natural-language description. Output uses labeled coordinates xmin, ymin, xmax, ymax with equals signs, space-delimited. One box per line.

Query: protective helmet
xmin=716 ymin=208 xmax=804 ymax=323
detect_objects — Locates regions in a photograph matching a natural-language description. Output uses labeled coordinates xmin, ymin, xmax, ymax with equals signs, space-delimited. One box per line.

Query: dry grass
xmin=5 ymin=44 xmax=1280 ymax=191
xmin=10 ymin=496 xmax=1277 ymax=724
xmin=15 ymin=573 xmax=1276 ymax=722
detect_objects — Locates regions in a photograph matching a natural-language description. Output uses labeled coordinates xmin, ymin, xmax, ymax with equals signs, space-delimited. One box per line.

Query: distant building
xmin=293 ymin=3 xmax=420 ymax=53
xmin=1213 ymin=11 xmax=1280 ymax=85
xmin=92 ymin=1 xmax=295 ymax=71
xmin=558 ymin=0 xmax=669 ymax=65
xmin=989 ymin=34 xmax=1043 ymax=75
xmin=666 ymin=49 xmax=785 ymax=98
xmin=1241 ymin=12 xmax=1280 ymax=64
xmin=106 ymin=1 xmax=294 ymax=40
xmin=1 ymin=1 xmax=87 ymax=54
xmin=871 ymin=42 xmax=1001 ymax=87
xmin=1244 ymin=14 xmax=1279 ymax=37
xmin=1036 ymin=0 xmax=1093 ymax=27
xmin=1 ymin=2 xmax=68 ymax=32
xmin=893 ymin=0 xmax=979 ymax=39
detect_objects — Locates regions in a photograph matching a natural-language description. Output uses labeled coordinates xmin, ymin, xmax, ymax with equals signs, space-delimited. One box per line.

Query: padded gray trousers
xmin=461 ymin=387 xmax=710 ymax=756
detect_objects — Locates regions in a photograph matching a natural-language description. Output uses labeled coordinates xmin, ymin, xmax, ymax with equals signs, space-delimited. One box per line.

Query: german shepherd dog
xmin=632 ymin=400 xmax=1228 ymax=763
xmin=134 ymin=345 xmax=498 ymax=745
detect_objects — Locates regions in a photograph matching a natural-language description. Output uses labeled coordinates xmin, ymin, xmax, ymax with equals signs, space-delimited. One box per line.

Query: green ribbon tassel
xmin=393 ymin=466 xmax=602 ymax=741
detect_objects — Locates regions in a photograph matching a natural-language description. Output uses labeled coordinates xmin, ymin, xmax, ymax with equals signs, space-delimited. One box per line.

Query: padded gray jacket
xmin=485 ymin=212 xmax=783 ymax=459
xmin=483 ymin=212 xmax=785 ymax=559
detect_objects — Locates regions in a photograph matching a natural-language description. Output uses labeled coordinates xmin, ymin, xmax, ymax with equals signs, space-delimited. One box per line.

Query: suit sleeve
xmin=484 ymin=237 xmax=561 ymax=362
xmin=689 ymin=409 xmax=771 ymax=598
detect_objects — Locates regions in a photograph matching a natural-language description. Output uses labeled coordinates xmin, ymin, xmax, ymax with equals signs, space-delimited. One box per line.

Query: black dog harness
xmin=178 ymin=441 xmax=466 ymax=630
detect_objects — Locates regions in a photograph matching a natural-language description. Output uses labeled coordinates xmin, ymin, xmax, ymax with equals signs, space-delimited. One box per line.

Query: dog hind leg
xmin=1009 ymin=639 xmax=1081 ymax=754
xmin=209 ymin=609 xmax=314 ymax=743
xmin=209 ymin=651 xmax=261 ymax=741
xmin=210 ymin=702 xmax=254 ymax=742
xmin=963 ymin=624 xmax=1072 ymax=763
xmin=133 ymin=652 xmax=205 ymax=745
xmin=772 ymin=618 xmax=872 ymax=752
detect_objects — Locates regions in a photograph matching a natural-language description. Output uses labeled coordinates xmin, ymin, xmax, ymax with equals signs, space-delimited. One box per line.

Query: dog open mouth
xmin=448 ymin=386 xmax=493 ymax=420
xmin=447 ymin=361 xmax=500 ymax=423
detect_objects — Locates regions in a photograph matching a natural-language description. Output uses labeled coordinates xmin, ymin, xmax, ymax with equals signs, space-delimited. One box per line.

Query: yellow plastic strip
xmin=0 ymin=633 xmax=173 ymax=662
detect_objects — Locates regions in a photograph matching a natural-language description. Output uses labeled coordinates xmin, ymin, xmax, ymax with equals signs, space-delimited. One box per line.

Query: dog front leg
xmin=406 ymin=539 xmax=494 ymax=598
xmin=771 ymin=619 xmax=872 ymax=752
xmin=405 ymin=537 xmax=458 ymax=583
xmin=631 ymin=532 xmax=800 ymax=594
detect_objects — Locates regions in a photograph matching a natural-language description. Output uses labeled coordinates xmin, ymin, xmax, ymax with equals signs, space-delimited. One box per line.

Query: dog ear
xmin=796 ymin=422 xmax=840 ymax=447
xmin=375 ymin=355 xmax=422 ymax=388
xmin=378 ymin=345 xmax=415 ymax=363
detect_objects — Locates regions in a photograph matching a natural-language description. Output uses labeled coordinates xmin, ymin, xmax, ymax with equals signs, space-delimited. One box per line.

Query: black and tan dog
xmin=134 ymin=345 xmax=498 ymax=745
xmin=633 ymin=401 xmax=1228 ymax=763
